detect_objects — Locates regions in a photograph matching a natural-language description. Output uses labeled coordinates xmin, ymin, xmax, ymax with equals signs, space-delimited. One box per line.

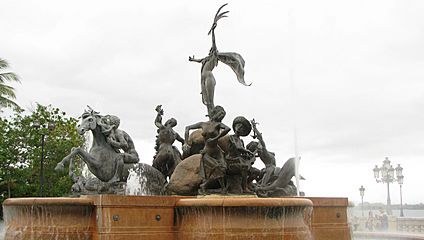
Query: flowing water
xmin=176 ymin=205 xmax=313 ymax=239
xmin=0 ymin=221 xmax=5 ymax=240
xmin=2 ymin=204 xmax=93 ymax=240
xmin=125 ymin=166 xmax=150 ymax=195
xmin=124 ymin=164 xmax=165 ymax=196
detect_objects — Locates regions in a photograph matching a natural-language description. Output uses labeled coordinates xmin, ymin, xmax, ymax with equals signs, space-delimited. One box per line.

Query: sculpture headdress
xmin=82 ymin=105 xmax=100 ymax=119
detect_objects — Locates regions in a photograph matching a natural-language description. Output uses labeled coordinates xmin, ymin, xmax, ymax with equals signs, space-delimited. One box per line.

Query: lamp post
xmin=359 ymin=185 xmax=365 ymax=217
xmin=373 ymin=157 xmax=403 ymax=216
xmin=396 ymin=164 xmax=404 ymax=217
xmin=33 ymin=120 xmax=55 ymax=197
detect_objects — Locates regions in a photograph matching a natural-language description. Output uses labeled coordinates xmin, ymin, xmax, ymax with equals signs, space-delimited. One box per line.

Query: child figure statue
xmin=98 ymin=115 xmax=128 ymax=152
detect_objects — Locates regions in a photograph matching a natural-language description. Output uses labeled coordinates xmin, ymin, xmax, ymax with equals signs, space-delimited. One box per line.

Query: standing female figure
xmin=183 ymin=106 xmax=230 ymax=194
xmin=189 ymin=4 xmax=249 ymax=117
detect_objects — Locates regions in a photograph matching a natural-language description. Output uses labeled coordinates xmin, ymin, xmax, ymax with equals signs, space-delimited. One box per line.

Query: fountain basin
xmin=308 ymin=197 xmax=352 ymax=240
xmin=176 ymin=197 xmax=313 ymax=239
xmin=3 ymin=197 xmax=95 ymax=240
xmin=3 ymin=195 xmax=349 ymax=240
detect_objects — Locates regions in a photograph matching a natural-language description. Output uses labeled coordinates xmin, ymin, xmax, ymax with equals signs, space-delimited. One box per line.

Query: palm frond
xmin=0 ymin=83 xmax=16 ymax=99
xmin=0 ymin=72 xmax=20 ymax=83
xmin=0 ymin=96 xmax=20 ymax=109
xmin=214 ymin=3 xmax=228 ymax=21
xmin=216 ymin=11 xmax=229 ymax=22
xmin=0 ymin=59 xmax=8 ymax=69
xmin=0 ymin=58 xmax=21 ymax=111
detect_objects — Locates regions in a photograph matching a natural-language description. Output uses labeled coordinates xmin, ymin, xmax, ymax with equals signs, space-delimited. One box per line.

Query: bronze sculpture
xmin=189 ymin=3 xmax=250 ymax=118
xmin=55 ymin=4 xmax=303 ymax=198
xmin=224 ymin=116 xmax=255 ymax=194
xmin=248 ymin=119 xmax=277 ymax=187
xmin=152 ymin=105 xmax=184 ymax=178
xmin=97 ymin=115 xmax=128 ymax=152
xmin=248 ymin=119 xmax=301 ymax=197
xmin=55 ymin=107 xmax=165 ymax=194
xmin=183 ymin=105 xmax=230 ymax=194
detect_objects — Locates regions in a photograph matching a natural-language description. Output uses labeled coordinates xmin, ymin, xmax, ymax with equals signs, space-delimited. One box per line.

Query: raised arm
xmin=210 ymin=28 xmax=217 ymax=55
xmin=207 ymin=4 xmax=228 ymax=57
xmin=184 ymin=122 xmax=204 ymax=143
xmin=189 ymin=55 xmax=204 ymax=63
xmin=208 ymin=4 xmax=228 ymax=47
xmin=251 ymin=119 xmax=267 ymax=150
xmin=154 ymin=105 xmax=164 ymax=129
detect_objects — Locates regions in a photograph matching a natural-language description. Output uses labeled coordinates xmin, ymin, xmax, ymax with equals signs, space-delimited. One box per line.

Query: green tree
xmin=0 ymin=104 xmax=84 ymax=203
xmin=0 ymin=58 xmax=21 ymax=111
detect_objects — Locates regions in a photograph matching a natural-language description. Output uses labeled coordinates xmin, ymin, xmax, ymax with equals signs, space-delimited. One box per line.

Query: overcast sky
xmin=1 ymin=0 xmax=424 ymax=205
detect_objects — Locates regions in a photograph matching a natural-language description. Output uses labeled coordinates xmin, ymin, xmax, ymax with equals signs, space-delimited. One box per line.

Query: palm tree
xmin=0 ymin=58 xmax=21 ymax=110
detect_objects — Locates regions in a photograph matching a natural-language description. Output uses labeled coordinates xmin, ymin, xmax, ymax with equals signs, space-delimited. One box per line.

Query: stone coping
xmin=176 ymin=197 xmax=313 ymax=207
xmin=3 ymin=197 xmax=94 ymax=206
xmin=304 ymin=197 xmax=348 ymax=207
xmin=3 ymin=195 xmax=321 ymax=208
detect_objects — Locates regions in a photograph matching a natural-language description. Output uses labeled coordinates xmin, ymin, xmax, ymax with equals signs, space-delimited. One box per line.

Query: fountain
xmin=2 ymin=4 xmax=351 ymax=240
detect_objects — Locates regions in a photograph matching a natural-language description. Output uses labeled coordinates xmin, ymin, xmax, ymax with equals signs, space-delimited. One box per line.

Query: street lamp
xmin=359 ymin=185 xmax=365 ymax=217
xmin=33 ymin=120 xmax=55 ymax=197
xmin=373 ymin=157 xmax=403 ymax=216
xmin=396 ymin=164 xmax=404 ymax=217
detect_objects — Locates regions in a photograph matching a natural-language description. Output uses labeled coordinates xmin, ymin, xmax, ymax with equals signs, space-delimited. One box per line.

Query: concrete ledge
xmin=176 ymin=197 xmax=313 ymax=207
xmin=3 ymin=197 xmax=94 ymax=206
xmin=354 ymin=231 xmax=424 ymax=240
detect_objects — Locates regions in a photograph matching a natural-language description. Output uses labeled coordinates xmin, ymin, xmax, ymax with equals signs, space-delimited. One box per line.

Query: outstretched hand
xmin=155 ymin=105 xmax=163 ymax=115
xmin=210 ymin=22 xmax=217 ymax=31
xmin=251 ymin=119 xmax=259 ymax=128
xmin=250 ymin=119 xmax=259 ymax=138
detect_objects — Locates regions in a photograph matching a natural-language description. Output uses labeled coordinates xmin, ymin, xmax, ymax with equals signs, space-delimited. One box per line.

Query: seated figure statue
xmin=247 ymin=119 xmax=277 ymax=187
xmin=97 ymin=114 xmax=140 ymax=182
xmin=224 ymin=116 xmax=255 ymax=194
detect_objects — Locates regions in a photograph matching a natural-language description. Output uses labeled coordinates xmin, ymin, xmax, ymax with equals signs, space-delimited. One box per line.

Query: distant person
xmin=352 ymin=216 xmax=360 ymax=231
xmin=366 ymin=211 xmax=375 ymax=231
xmin=379 ymin=208 xmax=389 ymax=231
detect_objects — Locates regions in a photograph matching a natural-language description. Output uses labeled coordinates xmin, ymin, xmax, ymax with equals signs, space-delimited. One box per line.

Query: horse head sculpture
xmin=77 ymin=109 xmax=99 ymax=135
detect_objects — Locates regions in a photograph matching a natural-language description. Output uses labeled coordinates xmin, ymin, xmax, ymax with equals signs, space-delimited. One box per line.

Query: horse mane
xmin=81 ymin=108 xmax=105 ymax=132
